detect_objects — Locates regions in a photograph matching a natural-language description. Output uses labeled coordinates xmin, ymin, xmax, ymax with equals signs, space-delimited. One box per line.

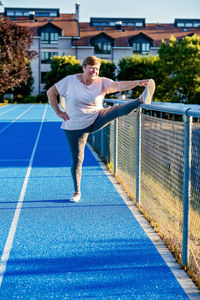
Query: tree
xmin=117 ymin=54 xmax=160 ymax=99
xmin=99 ymin=59 xmax=116 ymax=80
xmin=44 ymin=55 xmax=82 ymax=90
xmin=0 ymin=19 xmax=36 ymax=94
xmin=158 ymin=34 xmax=200 ymax=104
xmin=6 ymin=63 xmax=34 ymax=102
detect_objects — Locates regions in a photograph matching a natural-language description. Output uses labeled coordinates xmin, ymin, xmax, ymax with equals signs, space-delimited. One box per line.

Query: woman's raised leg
xmin=90 ymin=98 xmax=141 ymax=132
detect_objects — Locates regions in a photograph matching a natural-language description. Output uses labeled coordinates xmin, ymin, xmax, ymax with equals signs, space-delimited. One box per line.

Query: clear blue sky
xmin=2 ymin=0 xmax=200 ymax=23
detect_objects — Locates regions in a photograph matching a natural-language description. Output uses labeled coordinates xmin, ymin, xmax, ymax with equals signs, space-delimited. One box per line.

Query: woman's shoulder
xmin=96 ymin=76 xmax=111 ymax=83
xmin=99 ymin=76 xmax=113 ymax=81
xmin=66 ymin=74 xmax=77 ymax=80
xmin=60 ymin=74 xmax=77 ymax=84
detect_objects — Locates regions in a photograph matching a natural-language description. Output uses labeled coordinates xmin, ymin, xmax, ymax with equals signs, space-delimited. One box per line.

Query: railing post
xmin=136 ymin=107 xmax=141 ymax=204
xmin=114 ymin=107 xmax=118 ymax=176
xmin=182 ymin=115 xmax=192 ymax=266
xmin=100 ymin=128 xmax=104 ymax=158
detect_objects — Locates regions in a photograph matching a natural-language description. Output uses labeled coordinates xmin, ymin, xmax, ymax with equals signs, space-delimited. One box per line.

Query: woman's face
xmin=83 ymin=63 xmax=100 ymax=81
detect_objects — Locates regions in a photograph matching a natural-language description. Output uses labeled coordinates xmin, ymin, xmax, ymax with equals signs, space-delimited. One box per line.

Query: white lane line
xmin=0 ymin=105 xmax=22 ymax=116
xmin=0 ymin=105 xmax=34 ymax=134
xmin=0 ymin=104 xmax=47 ymax=288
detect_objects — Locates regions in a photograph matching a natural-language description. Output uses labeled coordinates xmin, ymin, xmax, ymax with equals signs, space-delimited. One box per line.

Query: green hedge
xmin=1 ymin=94 xmax=48 ymax=104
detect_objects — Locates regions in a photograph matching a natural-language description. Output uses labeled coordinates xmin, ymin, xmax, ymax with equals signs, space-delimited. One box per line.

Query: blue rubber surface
xmin=0 ymin=104 xmax=189 ymax=299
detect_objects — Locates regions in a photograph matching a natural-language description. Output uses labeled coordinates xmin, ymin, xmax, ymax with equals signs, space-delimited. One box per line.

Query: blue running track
xmin=0 ymin=104 xmax=191 ymax=299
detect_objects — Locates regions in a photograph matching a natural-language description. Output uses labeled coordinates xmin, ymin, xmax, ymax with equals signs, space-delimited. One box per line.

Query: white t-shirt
xmin=55 ymin=74 xmax=113 ymax=130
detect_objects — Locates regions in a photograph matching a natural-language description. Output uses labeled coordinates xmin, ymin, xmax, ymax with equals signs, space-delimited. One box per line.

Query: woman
xmin=47 ymin=56 xmax=155 ymax=202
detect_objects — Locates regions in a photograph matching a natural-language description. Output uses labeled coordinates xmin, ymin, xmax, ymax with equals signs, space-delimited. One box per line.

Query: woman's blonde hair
xmin=82 ymin=56 xmax=101 ymax=68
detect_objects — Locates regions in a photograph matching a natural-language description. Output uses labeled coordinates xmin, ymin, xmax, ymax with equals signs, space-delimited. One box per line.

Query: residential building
xmin=2 ymin=4 xmax=200 ymax=95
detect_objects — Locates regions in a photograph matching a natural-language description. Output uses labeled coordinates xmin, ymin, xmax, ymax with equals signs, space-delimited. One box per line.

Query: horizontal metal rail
xmin=104 ymin=99 xmax=200 ymax=117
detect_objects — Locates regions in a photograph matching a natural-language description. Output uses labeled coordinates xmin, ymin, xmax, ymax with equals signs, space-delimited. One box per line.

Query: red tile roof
xmin=73 ymin=22 xmax=200 ymax=47
xmin=6 ymin=14 xmax=79 ymax=37
xmin=2 ymin=13 xmax=200 ymax=46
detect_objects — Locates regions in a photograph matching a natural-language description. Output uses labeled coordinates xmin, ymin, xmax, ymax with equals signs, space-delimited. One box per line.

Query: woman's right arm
xmin=46 ymin=85 xmax=69 ymax=121
xmin=107 ymin=80 xmax=148 ymax=94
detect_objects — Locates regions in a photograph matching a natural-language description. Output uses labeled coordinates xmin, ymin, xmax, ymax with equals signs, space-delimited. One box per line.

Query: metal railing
xmin=88 ymin=99 xmax=200 ymax=285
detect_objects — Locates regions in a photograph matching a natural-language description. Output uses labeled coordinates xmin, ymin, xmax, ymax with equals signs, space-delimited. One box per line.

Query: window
xmin=177 ymin=23 xmax=184 ymax=27
xmin=50 ymin=33 xmax=58 ymax=43
xmin=93 ymin=22 xmax=108 ymax=26
xmin=132 ymin=43 xmax=140 ymax=52
xmin=7 ymin=11 xmax=15 ymax=16
xmin=35 ymin=12 xmax=49 ymax=17
xmin=135 ymin=22 xmax=143 ymax=27
xmin=94 ymin=42 xmax=112 ymax=54
xmin=142 ymin=43 xmax=150 ymax=52
xmin=185 ymin=23 xmax=193 ymax=27
xmin=41 ymin=52 xmax=58 ymax=63
xmin=15 ymin=11 xmax=23 ymax=16
xmin=132 ymin=42 xmax=150 ymax=54
xmin=41 ymin=32 xmax=49 ymax=43
xmin=177 ymin=22 xmax=200 ymax=28
xmin=50 ymin=12 xmax=57 ymax=17
xmin=41 ymin=32 xmax=58 ymax=44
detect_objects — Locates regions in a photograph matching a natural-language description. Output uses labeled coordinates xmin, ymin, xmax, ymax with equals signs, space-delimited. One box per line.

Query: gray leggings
xmin=64 ymin=98 xmax=141 ymax=193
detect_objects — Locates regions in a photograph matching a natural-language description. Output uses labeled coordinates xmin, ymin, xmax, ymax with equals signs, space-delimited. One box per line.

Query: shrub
xmin=23 ymin=95 xmax=37 ymax=103
xmin=36 ymin=94 xmax=48 ymax=103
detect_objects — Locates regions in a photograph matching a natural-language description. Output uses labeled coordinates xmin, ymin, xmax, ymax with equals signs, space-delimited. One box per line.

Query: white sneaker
xmin=140 ymin=79 xmax=155 ymax=104
xmin=70 ymin=192 xmax=81 ymax=203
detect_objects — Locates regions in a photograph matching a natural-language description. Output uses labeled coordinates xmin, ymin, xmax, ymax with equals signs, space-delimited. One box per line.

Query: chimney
xmin=29 ymin=11 xmax=35 ymax=21
xmin=75 ymin=3 xmax=80 ymax=21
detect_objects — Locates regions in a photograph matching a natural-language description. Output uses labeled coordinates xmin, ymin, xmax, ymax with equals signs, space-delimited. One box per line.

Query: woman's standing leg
xmin=90 ymin=98 xmax=141 ymax=132
xmin=64 ymin=129 xmax=89 ymax=199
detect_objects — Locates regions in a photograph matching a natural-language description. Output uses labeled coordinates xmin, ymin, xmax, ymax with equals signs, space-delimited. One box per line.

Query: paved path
xmin=0 ymin=104 xmax=198 ymax=299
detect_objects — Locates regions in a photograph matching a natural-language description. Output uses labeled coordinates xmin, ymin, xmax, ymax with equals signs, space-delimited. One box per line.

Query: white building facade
xmin=3 ymin=6 xmax=200 ymax=95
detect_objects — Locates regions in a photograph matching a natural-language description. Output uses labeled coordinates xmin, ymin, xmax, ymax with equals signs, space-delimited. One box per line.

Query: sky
xmin=1 ymin=0 xmax=200 ymax=24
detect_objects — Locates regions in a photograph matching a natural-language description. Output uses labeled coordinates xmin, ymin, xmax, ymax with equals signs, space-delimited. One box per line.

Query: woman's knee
xmin=72 ymin=152 xmax=84 ymax=168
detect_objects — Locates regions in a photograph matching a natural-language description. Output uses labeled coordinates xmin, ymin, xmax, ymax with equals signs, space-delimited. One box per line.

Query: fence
xmin=88 ymin=99 xmax=200 ymax=287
